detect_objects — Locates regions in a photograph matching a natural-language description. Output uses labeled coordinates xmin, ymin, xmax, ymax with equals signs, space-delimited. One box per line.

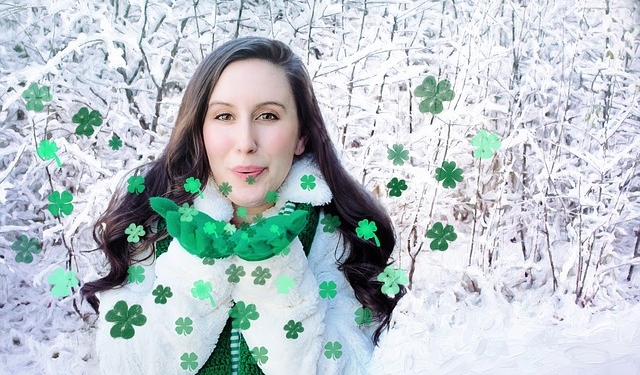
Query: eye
xmin=257 ymin=112 xmax=278 ymax=121
xmin=214 ymin=113 xmax=232 ymax=121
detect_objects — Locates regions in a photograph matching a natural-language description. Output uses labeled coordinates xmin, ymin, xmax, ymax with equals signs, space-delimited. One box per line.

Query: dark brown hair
xmin=82 ymin=37 xmax=403 ymax=344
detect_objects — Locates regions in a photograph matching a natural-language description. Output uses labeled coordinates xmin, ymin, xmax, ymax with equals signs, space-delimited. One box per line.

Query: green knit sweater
xmin=155 ymin=203 xmax=319 ymax=375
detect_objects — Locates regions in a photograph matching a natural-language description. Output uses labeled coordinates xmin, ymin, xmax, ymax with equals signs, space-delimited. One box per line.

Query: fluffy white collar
xmin=194 ymin=155 xmax=332 ymax=222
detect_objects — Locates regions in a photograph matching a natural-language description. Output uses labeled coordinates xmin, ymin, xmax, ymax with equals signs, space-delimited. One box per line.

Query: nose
xmin=236 ymin=118 xmax=257 ymax=153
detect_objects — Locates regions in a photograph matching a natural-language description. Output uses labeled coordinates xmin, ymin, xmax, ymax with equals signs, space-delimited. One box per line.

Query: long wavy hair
xmin=81 ymin=37 xmax=403 ymax=344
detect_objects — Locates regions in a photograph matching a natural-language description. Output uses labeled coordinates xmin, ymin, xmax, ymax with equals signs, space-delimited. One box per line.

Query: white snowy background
xmin=1 ymin=0 xmax=639 ymax=374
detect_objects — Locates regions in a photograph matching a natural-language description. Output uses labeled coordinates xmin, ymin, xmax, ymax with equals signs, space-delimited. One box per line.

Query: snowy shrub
xmin=0 ymin=0 xmax=638 ymax=373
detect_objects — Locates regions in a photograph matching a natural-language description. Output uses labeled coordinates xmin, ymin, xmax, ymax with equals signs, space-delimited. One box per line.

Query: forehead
xmin=210 ymin=59 xmax=294 ymax=104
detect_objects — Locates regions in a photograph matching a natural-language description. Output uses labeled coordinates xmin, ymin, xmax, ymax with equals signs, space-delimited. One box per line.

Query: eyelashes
xmin=213 ymin=112 xmax=279 ymax=121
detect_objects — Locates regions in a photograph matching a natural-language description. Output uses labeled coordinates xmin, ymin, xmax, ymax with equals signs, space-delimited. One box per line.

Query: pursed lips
xmin=232 ymin=166 xmax=266 ymax=178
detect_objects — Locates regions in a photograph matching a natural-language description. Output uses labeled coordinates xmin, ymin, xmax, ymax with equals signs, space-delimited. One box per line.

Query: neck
xmin=230 ymin=202 xmax=275 ymax=227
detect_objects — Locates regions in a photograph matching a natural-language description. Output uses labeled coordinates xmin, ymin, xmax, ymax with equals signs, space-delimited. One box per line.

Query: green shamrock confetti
xmin=386 ymin=177 xmax=408 ymax=197
xmin=124 ymin=223 xmax=145 ymax=243
xmin=184 ymin=177 xmax=203 ymax=198
xmin=202 ymin=257 xmax=216 ymax=266
xmin=356 ymin=219 xmax=380 ymax=247
xmin=435 ymin=161 xmax=464 ymax=189
xmin=265 ymin=190 xmax=278 ymax=204
xmin=175 ymin=317 xmax=193 ymax=335
xmin=11 ymin=235 xmax=42 ymax=264
xmin=324 ymin=341 xmax=343 ymax=360
xmin=127 ymin=265 xmax=145 ymax=284
xmin=319 ymin=281 xmax=338 ymax=299
xmin=219 ymin=182 xmax=232 ymax=196
xmin=22 ymin=82 xmax=52 ymax=112
xmin=225 ymin=264 xmax=246 ymax=283
xmin=191 ymin=279 xmax=215 ymax=306
xmin=254 ymin=213 xmax=264 ymax=222
xmin=180 ymin=352 xmax=198 ymax=371
xmin=250 ymin=346 xmax=269 ymax=365
xmin=387 ymin=144 xmax=409 ymax=166
xmin=283 ymin=320 xmax=304 ymax=339
xmin=178 ymin=203 xmax=197 ymax=222
xmin=105 ymin=300 xmax=147 ymax=339
xmin=36 ymin=139 xmax=62 ymax=167
xmin=47 ymin=267 xmax=79 ymax=297
xmin=47 ymin=190 xmax=73 ymax=217
xmin=354 ymin=307 xmax=373 ymax=325
xmin=246 ymin=175 xmax=256 ymax=185
xmin=377 ymin=265 xmax=408 ymax=297
xmin=152 ymin=285 xmax=173 ymax=304
xmin=229 ymin=301 xmax=259 ymax=330
xmin=251 ymin=266 xmax=272 ymax=285
xmin=127 ymin=175 xmax=145 ymax=194
xmin=414 ymin=75 xmax=455 ymax=115
xmin=109 ymin=134 xmax=122 ymax=150
xmin=470 ymin=130 xmax=501 ymax=159
xmin=72 ymin=107 xmax=103 ymax=136
xmin=300 ymin=174 xmax=316 ymax=190
xmin=275 ymin=275 xmax=295 ymax=294
xmin=320 ymin=214 xmax=341 ymax=233
xmin=425 ymin=222 xmax=458 ymax=250
xmin=236 ymin=207 xmax=248 ymax=220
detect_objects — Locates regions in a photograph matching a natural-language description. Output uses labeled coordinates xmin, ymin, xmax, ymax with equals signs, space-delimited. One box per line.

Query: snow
xmin=1 ymin=0 xmax=640 ymax=374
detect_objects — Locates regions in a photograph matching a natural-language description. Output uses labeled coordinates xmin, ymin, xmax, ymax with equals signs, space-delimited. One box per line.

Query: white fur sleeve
xmin=95 ymin=239 xmax=233 ymax=375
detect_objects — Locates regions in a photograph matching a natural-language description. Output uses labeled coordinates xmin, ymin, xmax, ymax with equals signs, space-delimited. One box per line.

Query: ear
xmin=294 ymin=136 xmax=307 ymax=155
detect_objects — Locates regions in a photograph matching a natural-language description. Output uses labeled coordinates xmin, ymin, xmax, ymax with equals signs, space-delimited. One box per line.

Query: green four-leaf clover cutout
xmin=218 ymin=182 xmax=233 ymax=196
xmin=470 ymin=130 xmax=501 ymax=159
xmin=127 ymin=175 xmax=145 ymax=194
xmin=127 ymin=265 xmax=145 ymax=283
xmin=109 ymin=134 xmax=123 ymax=150
xmin=356 ymin=219 xmax=380 ymax=247
xmin=275 ymin=275 xmax=296 ymax=294
xmin=320 ymin=214 xmax=341 ymax=233
xmin=226 ymin=264 xmax=246 ymax=283
xmin=37 ymin=139 xmax=62 ymax=167
xmin=251 ymin=266 xmax=272 ymax=285
xmin=229 ymin=301 xmax=260 ymax=330
xmin=377 ymin=265 xmax=408 ymax=297
xmin=387 ymin=144 xmax=409 ymax=166
xmin=152 ymin=285 xmax=173 ymax=304
xmin=73 ymin=107 xmax=103 ymax=137
xmin=435 ymin=161 xmax=464 ymax=189
xmin=191 ymin=279 xmax=215 ymax=306
xmin=324 ymin=341 xmax=343 ymax=360
xmin=48 ymin=190 xmax=74 ymax=217
xmin=250 ymin=346 xmax=269 ymax=365
xmin=355 ymin=307 xmax=373 ymax=325
xmin=105 ymin=300 xmax=147 ymax=339
xmin=300 ymin=174 xmax=316 ymax=191
xmin=283 ymin=319 xmax=304 ymax=339
xmin=180 ymin=352 xmax=198 ymax=371
xmin=175 ymin=317 xmax=193 ymax=335
xmin=22 ymin=82 xmax=52 ymax=112
xmin=425 ymin=222 xmax=457 ymax=250
xmin=387 ymin=177 xmax=408 ymax=197
xmin=11 ymin=235 xmax=42 ymax=264
xmin=47 ymin=267 xmax=79 ymax=297
xmin=125 ymin=223 xmax=145 ymax=243
xmin=185 ymin=177 xmax=203 ymax=198
xmin=319 ymin=281 xmax=338 ymax=299
xmin=414 ymin=75 xmax=455 ymax=115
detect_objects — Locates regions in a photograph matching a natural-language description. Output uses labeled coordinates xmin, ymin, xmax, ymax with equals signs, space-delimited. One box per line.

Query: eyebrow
xmin=207 ymin=101 xmax=288 ymax=111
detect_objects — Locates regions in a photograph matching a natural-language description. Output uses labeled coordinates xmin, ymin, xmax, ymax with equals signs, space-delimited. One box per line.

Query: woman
xmin=82 ymin=37 xmax=403 ymax=374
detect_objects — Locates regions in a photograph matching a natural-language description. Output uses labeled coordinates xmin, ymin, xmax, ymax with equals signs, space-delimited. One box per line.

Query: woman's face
xmin=203 ymin=59 xmax=305 ymax=220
